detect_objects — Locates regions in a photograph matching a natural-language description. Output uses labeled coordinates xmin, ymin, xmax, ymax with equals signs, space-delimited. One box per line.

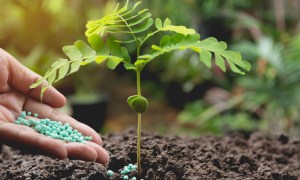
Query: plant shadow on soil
xmin=0 ymin=129 xmax=299 ymax=179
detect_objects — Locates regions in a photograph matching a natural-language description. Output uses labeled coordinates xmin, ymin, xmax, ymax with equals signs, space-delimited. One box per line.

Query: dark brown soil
xmin=0 ymin=129 xmax=300 ymax=179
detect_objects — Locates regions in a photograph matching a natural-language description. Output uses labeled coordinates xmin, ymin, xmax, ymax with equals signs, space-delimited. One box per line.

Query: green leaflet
xmin=200 ymin=49 xmax=212 ymax=68
xmin=106 ymin=56 xmax=124 ymax=70
xmin=88 ymin=34 xmax=109 ymax=55
xmin=68 ymin=60 xmax=82 ymax=74
xmin=128 ymin=12 xmax=152 ymax=26
xmin=132 ymin=18 xmax=154 ymax=33
xmin=155 ymin=18 xmax=195 ymax=35
xmin=106 ymin=37 xmax=123 ymax=69
xmin=155 ymin=18 xmax=162 ymax=29
xmin=56 ymin=60 xmax=69 ymax=81
xmin=163 ymin=18 xmax=171 ymax=26
xmin=62 ymin=46 xmax=82 ymax=60
xmin=74 ymin=40 xmax=96 ymax=59
xmin=215 ymin=54 xmax=226 ymax=72
xmin=107 ymin=37 xmax=122 ymax=57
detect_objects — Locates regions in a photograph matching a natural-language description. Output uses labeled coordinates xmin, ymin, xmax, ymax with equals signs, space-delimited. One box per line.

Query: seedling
xmin=30 ymin=0 xmax=250 ymax=178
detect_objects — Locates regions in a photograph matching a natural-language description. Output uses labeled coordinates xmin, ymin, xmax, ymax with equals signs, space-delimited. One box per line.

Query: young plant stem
xmin=136 ymin=69 xmax=142 ymax=179
xmin=137 ymin=112 xmax=142 ymax=179
xmin=136 ymin=70 xmax=141 ymax=96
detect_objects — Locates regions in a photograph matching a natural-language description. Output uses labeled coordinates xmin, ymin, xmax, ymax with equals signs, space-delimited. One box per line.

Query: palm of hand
xmin=0 ymin=49 xmax=109 ymax=164
xmin=0 ymin=90 xmax=25 ymax=123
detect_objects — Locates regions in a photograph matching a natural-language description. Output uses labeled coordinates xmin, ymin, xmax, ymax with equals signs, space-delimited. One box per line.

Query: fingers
xmin=84 ymin=141 xmax=110 ymax=164
xmin=64 ymin=142 xmax=110 ymax=164
xmin=0 ymin=48 xmax=66 ymax=108
xmin=0 ymin=123 xmax=110 ymax=164
xmin=30 ymin=86 xmax=66 ymax=108
xmin=24 ymin=98 xmax=103 ymax=145
xmin=64 ymin=143 xmax=98 ymax=162
xmin=0 ymin=123 xmax=67 ymax=159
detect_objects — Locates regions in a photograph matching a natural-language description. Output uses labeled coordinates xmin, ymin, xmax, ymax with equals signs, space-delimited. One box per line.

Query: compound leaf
xmin=138 ymin=33 xmax=250 ymax=74
xmin=198 ymin=37 xmax=250 ymax=74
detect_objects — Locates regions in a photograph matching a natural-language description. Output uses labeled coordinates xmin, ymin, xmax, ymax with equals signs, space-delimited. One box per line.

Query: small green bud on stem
xmin=127 ymin=95 xmax=148 ymax=113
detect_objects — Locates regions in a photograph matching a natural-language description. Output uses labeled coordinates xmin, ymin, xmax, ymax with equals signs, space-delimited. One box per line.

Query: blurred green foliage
xmin=177 ymin=0 xmax=300 ymax=136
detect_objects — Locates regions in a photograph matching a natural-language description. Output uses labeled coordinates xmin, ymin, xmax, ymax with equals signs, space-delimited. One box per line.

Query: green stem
xmin=137 ymin=112 xmax=142 ymax=179
xmin=116 ymin=14 xmax=140 ymax=59
xmin=136 ymin=30 xmax=160 ymax=62
xmin=139 ymin=29 xmax=160 ymax=49
xmin=136 ymin=69 xmax=142 ymax=179
xmin=136 ymin=70 xmax=141 ymax=96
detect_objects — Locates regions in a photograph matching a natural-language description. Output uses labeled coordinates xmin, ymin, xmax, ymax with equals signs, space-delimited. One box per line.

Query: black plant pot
xmin=71 ymin=95 xmax=108 ymax=132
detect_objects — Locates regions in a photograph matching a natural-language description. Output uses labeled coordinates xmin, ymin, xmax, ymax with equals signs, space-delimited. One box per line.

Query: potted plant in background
xmin=68 ymin=65 xmax=109 ymax=132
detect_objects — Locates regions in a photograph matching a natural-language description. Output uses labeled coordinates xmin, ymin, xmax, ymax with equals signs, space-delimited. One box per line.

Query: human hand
xmin=0 ymin=48 xmax=109 ymax=164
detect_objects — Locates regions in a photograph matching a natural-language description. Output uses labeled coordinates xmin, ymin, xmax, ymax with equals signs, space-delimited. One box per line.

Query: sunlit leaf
xmin=88 ymin=34 xmax=109 ymax=55
xmin=62 ymin=45 xmax=82 ymax=60
xmin=155 ymin=18 xmax=162 ymax=29
xmin=56 ymin=60 xmax=69 ymax=81
xmin=163 ymin=18 xmax=171 ymax=26
xmin=107 ymin=57 xmax=123 ymax=70
xmin=74 ymin=40 xmax=96 ymax=58
xmin=132 ymin=18 xmax=154 ymax=33
xmin=160 ymin=35 xmax=171 ymax=47
xmin=116 ymin=0 xmax=129 ymax=14
xmin=215 ymin=54 xmax=226 ymax=72
xmin=160 ymin=25 xmax=195 ymax=35
xmin=50 ymin=58 xmax=68 ymax=68
xmin=151 ymin=45 xmax=162 ymax=51
xmin=68 ymin=60 xmax=82 ymax=75
xmin=81 ymin=57 xmax=95 ymax=65
xmin=107 ymin=37 xmax=122 ymax=57
xmin=30 ymin=78 xmax=45 ymax=89
xmin=227 ymin=60 xmax=244 ymax=74
xmin=134 ymin=59 xmax=147 ymax=67
xmin=47 ymin=72 xmax=56 ymax=86
xmin=95 ymin=56 xmax=108 ymax=64
xmin=85 ymin=1 xmax=154 ymax=43
xmin=128 ymin=12 xmax=152 ymax=26
xmin=200 ymin=49 xmax=212 ymax=68
xmin=121 ymin=47 xmax=131 ymax=63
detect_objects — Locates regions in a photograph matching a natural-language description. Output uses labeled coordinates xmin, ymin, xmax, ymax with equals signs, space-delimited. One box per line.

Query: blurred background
xmin=1 ymin=0 xmax=300 ymax=137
